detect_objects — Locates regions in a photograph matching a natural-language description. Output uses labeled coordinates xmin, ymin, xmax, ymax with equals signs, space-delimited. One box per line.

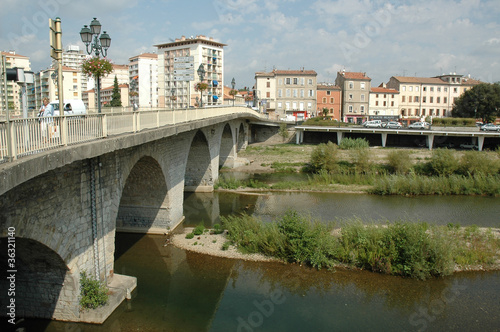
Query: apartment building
xmin=386 ymin=74 xmax=482 ymax=124
xmin=335 ymin=71 xmax=371 ymax=124
xmin=255 ymin=69 xmax=317 ymax=120
xmin=156 ymin=35 xmax=225 ymax=108
xmin=129 ymin=53 xmax=158 ymax=108
xmin=0 ymin=51 xmax=31 ymax=111
xmin=27 ymin=66 xmax=82 ymax=111
xmin=84 ymin=83 xmax=129 ymax=109
xmin=368 ymin=84 xmax=399 ymax=120
xmin=316 ymin=83 xmax=342 ymax=120
xmin=52 ymin=45 xmax=89 ymax=92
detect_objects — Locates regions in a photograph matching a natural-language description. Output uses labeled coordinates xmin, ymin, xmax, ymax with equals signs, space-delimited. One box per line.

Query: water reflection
xmin=184 ymin=191 xmax=500 ymax=228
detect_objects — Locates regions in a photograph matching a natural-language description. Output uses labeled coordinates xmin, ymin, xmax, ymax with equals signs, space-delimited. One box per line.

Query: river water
xmin=20 ymin=189 xmax=500 ymax=331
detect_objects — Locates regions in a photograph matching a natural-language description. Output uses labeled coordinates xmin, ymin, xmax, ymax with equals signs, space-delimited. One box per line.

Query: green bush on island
xmin=339 ymin=137 xmax=370 ymax=150
xmin=221 ymin=211 xmax=500 ymax=280
xmin=79 ymin=271 xmax=109 ymax=310
xmin=193 ymin=223 xmax=205 ymax=236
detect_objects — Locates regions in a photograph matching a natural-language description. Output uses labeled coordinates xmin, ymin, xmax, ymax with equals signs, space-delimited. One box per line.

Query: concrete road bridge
xmin=0 ymin=106 xmax=265 ymax=323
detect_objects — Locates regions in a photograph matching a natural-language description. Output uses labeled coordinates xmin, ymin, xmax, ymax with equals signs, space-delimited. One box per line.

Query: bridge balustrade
xmin=0 ymin=107 xmax=262 ymax=163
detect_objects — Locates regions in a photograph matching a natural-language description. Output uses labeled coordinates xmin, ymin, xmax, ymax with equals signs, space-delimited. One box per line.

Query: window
xmin=360 ymin=105 xmax=365 ymax=112
xmin=301 ymin=78 xmax=305 ymax=85
xmin=436 ymin=109 xmax=440 ymax=116
xmin=327 ymin=91 xmax=331 ymax=95
xmin=293 ymin=89 xmax=297 ymax=97
xmin=437 ymin=97 xmax=440 ymax=103
xmin=409 ymin=86 xmax=413 ymax=92
xmin=409 ymin=96 xmax=412 ymax=102
xmin=322 ymin=97 xmax=327 ymax=103
xmin=278 ymin=89 xmax=282 ymax=97
xmin=391 ymin=101 xmax=394 ymax=106
xmin=266 ymin=92 xmax=270 ymax=98
xmin=360 ymin=82 xmax=365 ymax=90
xmin=285 ymin=102 xmax=290 ymax=110
xmin=415 ymin=86 xmax=419 ymax=92
xmin=292 ymin=102 xmax=297 ymax=109
xmin=279 ymin=79 xmax=282 ymax=85
xmin=402 ymin=86 xmax=406 ymax=92
xmin=348 ymin=105 xmax=353 ymax=112
xmin=453 ymin=88 xmax=458 ymax=93
xmin=286 ymin=78 xmax=291 ymax=85
xmin=430 ymin=97 xmax=433 ymax=103
xmin=286 ymin=89 xmax=290 ymax=97
xmin=422 ymin=109 xmax=426 ymax=116
xmin=266 ymin=82 xmax=270 ymax=88
xmin=293 ymin=78 xmax=298 ymax=85
xmin=376 ymin=94 xmax=379 ymax=98
xmin=437 ymin=87 xmax=441 ymax=92
xmin=73 ymin=92 xmax=78 ymax=97
xmin=308 ymin=90 xmax=314 ymax=97
xmin=349 ymin=81 xmax=354 ymax=89
xmin=300 ymin=90 xmax=304 ymax=98
xmin=414 ymin=96 xmax=419 ymax=102
xmin=299 ymin=102 xmax=304 ymax=110
xmin=308 ymin=102 xmax=312 ymax=109
xmin=330 ymin=97 xmax=334 ymax=103
xmin=73 ymin=78 xmax=77 ymax=83
xmin=375 ymin=101 xmax=379 ymax=106
xmin=278 ymin=102 xmax=282 ymax=109
xmin=444 ymin=97 xmax=447 ymax=103
xmin=361 ymin=94 xmax=365 ymax=101
xmin=383 ymin=101 xmax=386 ymax=106
xmin=308 ymin=79 xmax=313 ymax=85
xmin=444 ymin=87 xmax=448 ymax=92
xmin=349 ymin=94 xmax=353 ymax=100
xmin=430 ymin=87 xmax=434 ymax=92
xmin=402 ymin=96 xmax=406 ymax=102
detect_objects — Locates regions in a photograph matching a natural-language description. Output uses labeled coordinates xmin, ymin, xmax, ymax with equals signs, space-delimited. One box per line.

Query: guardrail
xmin=0 ymin=107 xmax=262 ymax=164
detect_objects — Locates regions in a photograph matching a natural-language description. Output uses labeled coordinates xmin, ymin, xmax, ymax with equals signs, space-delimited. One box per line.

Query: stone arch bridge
xmin=0 ymin=109 xmax=260 ymax=323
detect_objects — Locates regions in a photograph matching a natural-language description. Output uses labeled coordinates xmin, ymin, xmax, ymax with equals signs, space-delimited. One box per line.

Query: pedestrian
xmin=38 ymin=98 xmax=54 ymax=142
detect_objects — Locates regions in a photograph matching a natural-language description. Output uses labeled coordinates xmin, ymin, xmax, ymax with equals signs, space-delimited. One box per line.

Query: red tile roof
xmin=340 ymin=71 xmax=371 ymax=80
xmin=370 ymin=87 xmax=399 ymax=94
xmin=391 ymin=76 xmax=447 ymax=84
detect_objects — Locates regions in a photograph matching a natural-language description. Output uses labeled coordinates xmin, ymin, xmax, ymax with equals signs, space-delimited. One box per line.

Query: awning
xmin=213 ymin=95 xmax=218 ymax=100
xmin=213 ymin=80 xmax=218 ymax=86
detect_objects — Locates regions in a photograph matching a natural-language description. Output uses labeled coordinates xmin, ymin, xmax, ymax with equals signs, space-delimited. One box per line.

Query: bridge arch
xmin=116 ymin=155 xmax=171 ymax=233
xmin=219 ymin=123 xmax=235 ymax=168
xmin=0 ymin=237 xmax=79 ymax=320
xmin=237 ymin=122 xmax=247 ymax=152
xmin=185 ymin=130 xmax=213 ymax=192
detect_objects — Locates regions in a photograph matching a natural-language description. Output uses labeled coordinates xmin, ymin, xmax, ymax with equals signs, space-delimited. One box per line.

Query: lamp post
xmin=197 ymin=64 xmax=205 ymax=108
xmin=80 ymin=18 xmax=111 ymax=113
xmin=231 ymin=77 xmax=235 ymax=107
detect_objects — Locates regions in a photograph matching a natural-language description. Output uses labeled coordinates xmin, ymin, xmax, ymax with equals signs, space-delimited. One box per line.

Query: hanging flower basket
xmin=194 ymin=82 xmax=208 ymax=92
xmin=81 ymin=57 xmax=113 ymax=78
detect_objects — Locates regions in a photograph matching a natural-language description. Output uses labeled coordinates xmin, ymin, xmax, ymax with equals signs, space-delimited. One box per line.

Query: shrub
xmin=308 ymin=142 xmax=339 ymax=173
xmin=185 ymin=232 xmax=195 ymax=239
xmin=339 ymin=137 xmax=370 ymax=150
xmin=213 ymin=223 xmax=224 ymax=234
xmin=352 ymin=148 xmax=372 ymax=174
xmin=279 ymin=123 xmax=289 ymax=141
xmin=459 ymin=150 xmax=499 ymax=175
xmin=79 ymin=271 xmax=108 ymax=310
xmin=430 ymin=148 xmax=459 ymax=176
xmin=387 ymin=150 xmax=412 ymax=174
xmin=193 ymin=223 xmax=205 ymax=236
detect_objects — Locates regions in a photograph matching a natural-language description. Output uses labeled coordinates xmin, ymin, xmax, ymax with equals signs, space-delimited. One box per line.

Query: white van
xmin=49 ymin=99 xmax=86 ymax=116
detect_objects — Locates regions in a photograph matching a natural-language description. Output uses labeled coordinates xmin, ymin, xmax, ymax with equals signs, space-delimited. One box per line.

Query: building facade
xmin=335 ymin=71 xmax=371 ymax=124
xmin=316 ymin=83 xmax=342 ymax=120
xmin=27 ymin=66 xmax=82 ymax=111
xmin=84 ymin=83 xmax=129 ymax=109
xmin=156 ymin=35 xmax=225 ymax=108
xmin=255 ymin=69 xmax=317 ymax=120
xmin=1 ymin=51 xmax=31 ymax=112
xmin=368 ymin=84 xmax=400 ymax=121
xmin=129 ymin=53 xmax=158 ymax=108
xmin=52 ymin=45 xmax=89 ymax=92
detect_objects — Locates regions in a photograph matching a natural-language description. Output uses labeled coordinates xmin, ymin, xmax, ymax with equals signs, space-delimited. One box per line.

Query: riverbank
xmin=171 ymin=225 xmax=500 ymax=275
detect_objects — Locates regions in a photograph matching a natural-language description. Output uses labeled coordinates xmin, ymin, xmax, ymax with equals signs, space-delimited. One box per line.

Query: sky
xmin=1 ymin=0 xmax=499 ymax=89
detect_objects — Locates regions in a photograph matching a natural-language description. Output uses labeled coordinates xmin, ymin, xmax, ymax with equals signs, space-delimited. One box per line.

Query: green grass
xmin=221 ymin=212 xmax=500 ymax=280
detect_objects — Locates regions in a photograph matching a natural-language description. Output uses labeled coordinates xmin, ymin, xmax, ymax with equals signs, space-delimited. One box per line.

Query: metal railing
xmin=0 ymin=107 xmax=262 ymax=164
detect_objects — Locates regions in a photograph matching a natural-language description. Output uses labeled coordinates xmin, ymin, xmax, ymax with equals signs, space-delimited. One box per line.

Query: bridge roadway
xmin=0 ymin=106 xmax=264 ymax=323
xmin=295 ymin=125 xmax=500 ymax=151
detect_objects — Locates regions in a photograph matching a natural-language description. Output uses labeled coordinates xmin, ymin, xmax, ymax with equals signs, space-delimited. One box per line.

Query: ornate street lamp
xmin=231 ymin=77 xmax=236 ymax=107
xmin=80 ymin=18 xmax=111 ymax=113
xmin=197 ymin=64 xmax=205 ymax=107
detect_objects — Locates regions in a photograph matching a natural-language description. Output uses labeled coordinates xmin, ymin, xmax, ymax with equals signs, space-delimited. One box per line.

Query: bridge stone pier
xmin=0 ymin=111 xmax=252 ymax=323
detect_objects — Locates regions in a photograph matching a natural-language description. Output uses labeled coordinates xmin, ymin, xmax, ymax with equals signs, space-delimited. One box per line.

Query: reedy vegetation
xmin=218 ymin=139 xmax=500 ymax=196
xmin=221 ymin=211 xmax=499 ymax=280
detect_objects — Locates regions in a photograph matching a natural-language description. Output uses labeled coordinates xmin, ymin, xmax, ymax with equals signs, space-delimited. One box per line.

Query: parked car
xmin=459 ymin=143 xmax=478 ymax=150
xmin=363 ymin=120 xmax=382 ymax=128
xmin=480 ymin=123 xmax=500 ymax=132
xmin=408 ymin=121 xmax=430 ymax=129
xmin=384 ymin=121 xmax=402 ymax=129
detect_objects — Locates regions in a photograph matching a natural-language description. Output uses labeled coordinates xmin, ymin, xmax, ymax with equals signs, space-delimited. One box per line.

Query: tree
xmin=110 ymin=76 xmax=122 ymax=107
xmin=322 ymin=107 xmax=329 ymax=119
xmin=452 ymin=83 xmax=500 ymax=123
